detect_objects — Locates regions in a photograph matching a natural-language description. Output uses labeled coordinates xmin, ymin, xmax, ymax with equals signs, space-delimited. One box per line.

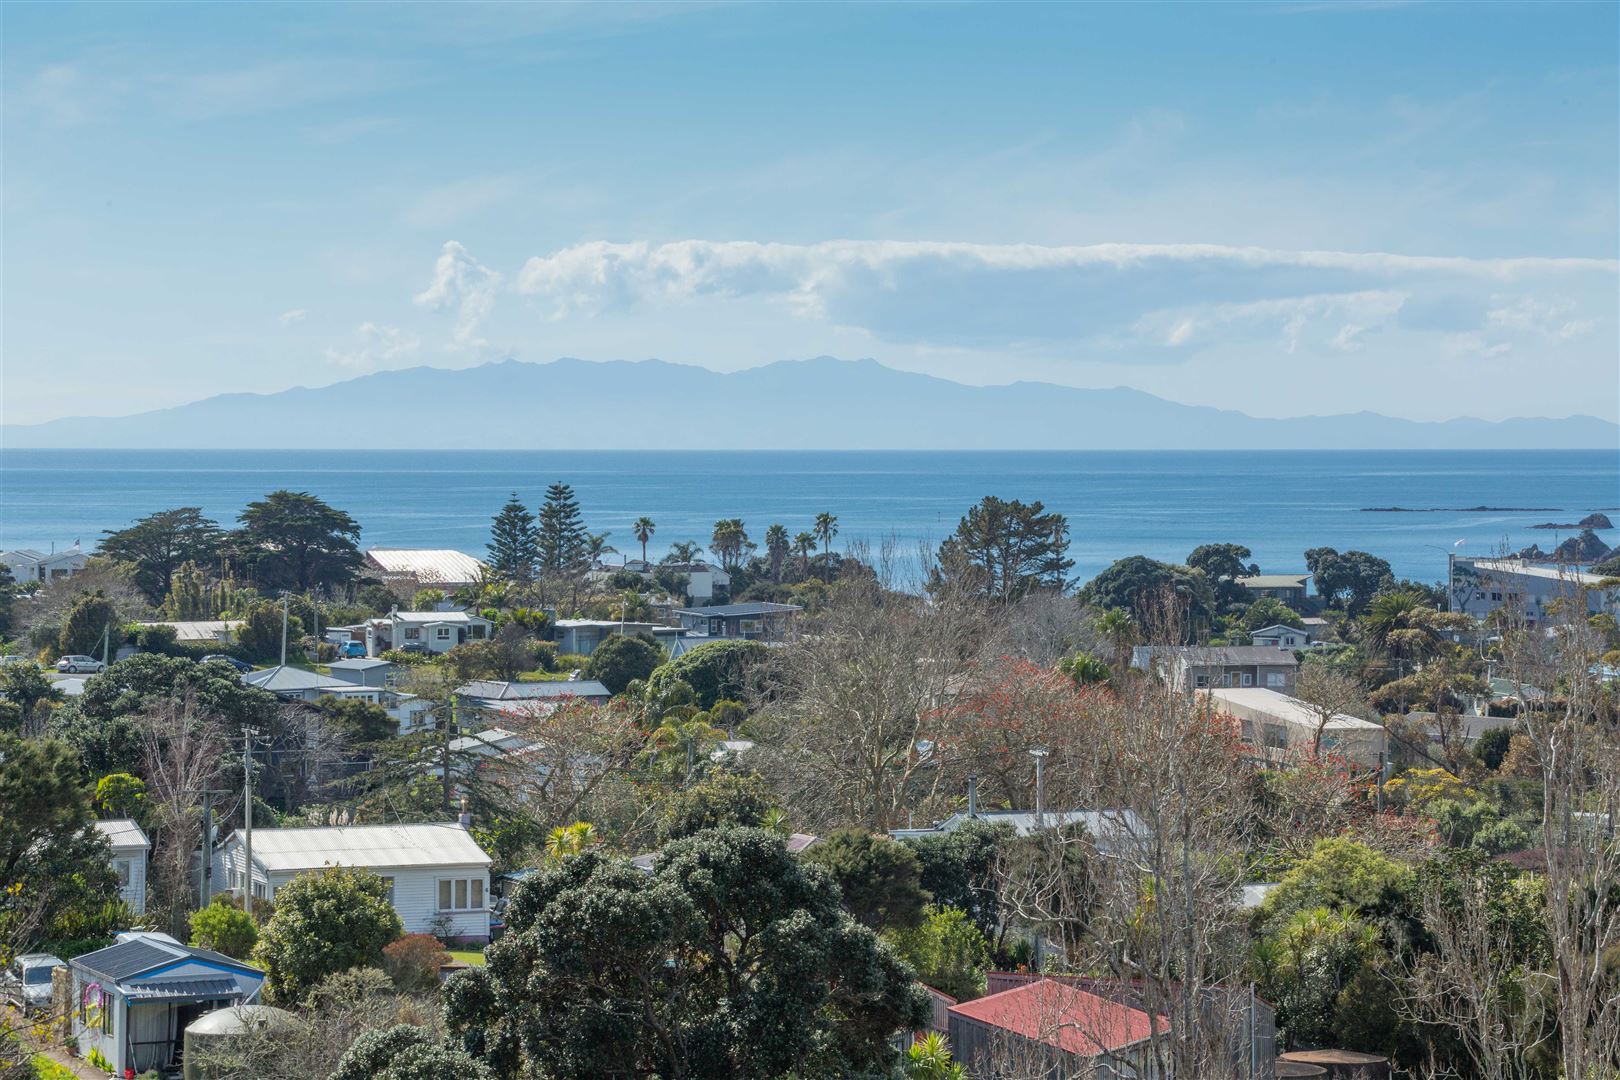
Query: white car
xmin=0 ymin=655 xmax=35 ymax=666
xmin=0 ymin=953 xmax=64 ymax=1013
xmin=55 ymin=655 xmax=105 ymax=674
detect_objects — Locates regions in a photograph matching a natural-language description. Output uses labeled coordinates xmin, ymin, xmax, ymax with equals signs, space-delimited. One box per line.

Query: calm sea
xmin=1 ymin=449 xmax=1615 ymax=585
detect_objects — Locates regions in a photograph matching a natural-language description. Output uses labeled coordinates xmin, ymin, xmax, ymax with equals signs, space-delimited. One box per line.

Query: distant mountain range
xmin=5 ymin=357 xmax=1617 ymax=450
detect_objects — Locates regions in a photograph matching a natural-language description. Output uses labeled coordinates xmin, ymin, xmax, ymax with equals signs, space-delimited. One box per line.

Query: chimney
xmin=967 ymin=775 xmax=978 ymax=819
xmin=457 ymin=797 xmax=471 ymax=829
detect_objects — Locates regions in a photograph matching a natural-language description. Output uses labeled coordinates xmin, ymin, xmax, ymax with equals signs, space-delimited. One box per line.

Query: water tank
xmin=181 ymin=1005 xmax=300 ymax=1080
xmin=1277 ymin=1049 xmax=1391 ymax=1079
xmin=1275 ymin=1062 xmax=1330 ymax=1078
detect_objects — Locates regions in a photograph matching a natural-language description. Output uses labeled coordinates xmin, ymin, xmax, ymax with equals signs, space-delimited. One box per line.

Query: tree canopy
xmin=932 ymin=496 xmax=1074 ymax=604
xmin=538 ymin=482 xmax=588 ymax=577
xmin=1078 ymin=555 xmax=1215 ymax=635
xmin=644 ymin=638 xmax=768 ymax=711
xmin=1305 ymin=547 xmax=1394 ymax=614
xmin=487 ymin=494 xmax=539 ymax=584
xmin=583 ymin=633 xmax=665 ymax=695
xmin=237 ymin=490 xmax=363 ymax=592
xmin=99 ymin=507 xmax=224 ymax=603
xmin=443 ymin=828 xmax=928 ymax=1080
xmin=253 ymin=865 xmax=404 ymax=1003
xmin=804 ymin=827 xmax=931 ymax=932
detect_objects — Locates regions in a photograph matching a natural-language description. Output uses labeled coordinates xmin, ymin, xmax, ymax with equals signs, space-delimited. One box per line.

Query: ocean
xmin=1 ymin=449 xmax=1615 ymax=586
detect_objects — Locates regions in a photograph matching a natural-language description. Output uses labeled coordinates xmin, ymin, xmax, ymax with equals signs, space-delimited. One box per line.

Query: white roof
xmin=137 ymin=620 xmax=241 ymax=642
xmin=1459 ymin=558 xmax=1613 ymax=587
xmin=94 ymin=818 xmax=151 ymax=851
xmin=391 ymin=609 xmax=490 ymax=626
xmin=1207 ymin=687 xmax=1383 ymax=731
xmin=1 ymin=549 xmax=46 ymax=561
xmin=236 ymin=822 xmax=491 ymax=873
xmin=1250 ymin=624 xmax=1309 ymax=637
xmin=366 ymin=548 xmax=485 ymax=584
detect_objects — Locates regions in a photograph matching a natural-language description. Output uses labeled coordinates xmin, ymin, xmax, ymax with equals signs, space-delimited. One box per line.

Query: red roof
xmin=948 ymin=979 xmax=1164 ymax=1057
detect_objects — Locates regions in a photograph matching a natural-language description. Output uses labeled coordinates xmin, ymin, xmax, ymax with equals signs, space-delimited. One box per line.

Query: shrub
xmin=644 ymin=638 xmax=768 ymax=710
xmin=583 ymin=634 xmax=664 ymax=695
xmin=888 ymin=906 xmax=990 ymax=1002
xmin=382 ymin=933 xmax=450 ymax=992
xmin=253 ymin=866 xmax=404 ymax=1003
xmin=190 ymin=894 xmax=259 ymax=958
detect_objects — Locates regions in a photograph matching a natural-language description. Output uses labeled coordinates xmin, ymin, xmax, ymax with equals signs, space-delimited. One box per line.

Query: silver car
xmin=1 ymin=953 xmax=64 ymax=1013
xmin=55 ymin=655 xmax=105 ymax=674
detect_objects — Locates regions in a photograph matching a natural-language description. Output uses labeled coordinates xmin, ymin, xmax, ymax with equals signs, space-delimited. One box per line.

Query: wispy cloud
xmin=403 ymin=174 xmax=526 ymax=229
xmin=279 ymin=308 xmax=308 ymax=325
xmin=414 ymin=241 xmax=502 ymax=348
xmin=324 ymin=322 xmax=420 ymax=370
xmin=506 ymin=238 xmax=1612 ymax=356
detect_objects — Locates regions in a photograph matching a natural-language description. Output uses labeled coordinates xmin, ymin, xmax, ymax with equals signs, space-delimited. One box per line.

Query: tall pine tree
xmin=487 ymin=494 xmax=539 ymax=584
xmin=537 ymin=482 xmax=588 ymax=577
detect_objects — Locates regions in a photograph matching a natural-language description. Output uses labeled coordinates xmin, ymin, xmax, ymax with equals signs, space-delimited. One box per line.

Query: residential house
xmin=369 ymin=608 xmax=493 ymax=656
xmin=364 ymin=548 xmax=487 ymax=593
xmin=1248 ymin=623 xmax=1314 ymax=649
xmin=241 ymin=665 xmax=433 ymax=734
xmin=617 ymin=560 xmax=732 ymax=604
xmin=1205 ymin=687 xmax=1385 ymax=768
xmin=134 ymin=620 xmax=242 ymax=645
xmin=674 ymin=601 xmax=801 ymax=641
xmin=891 ymin=809 xmax=1148 ymax=858
xmin=1449 ymin=557 xmax=1620 ymax=625
xmin=1132 ymin=645 xmax=1299 ymax=694
xmin=94 ymin=819 xmax=150 ymax=916
xmin=947 ymin=978 xmax=1168 ymax=1079
xmin=69 ymin=931 xmax=264 ymax=1077
xmin=214 ymin=821 xmax=493 ymax=943
xmin=1236 ymin=573 xmax=1312 ymax=606
xmin=455 ymin=678 xmax=613 ymax=716
xmin=553 ymin=619 xmax=676 ymax=657
xmin=1 ymin=545 xmax=89 ymax=583
xmin=326 ymin=657 xmax=396 ymax=689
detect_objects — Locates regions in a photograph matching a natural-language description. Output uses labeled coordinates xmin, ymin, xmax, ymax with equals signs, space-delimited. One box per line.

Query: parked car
xmin=338 ymin=640 xmax=368 ymax=658
xmin=201 ymin=654 xmax=254 ymax=673
xmin=399 ymin=642 xmax=429 ymax=655
xmin=0 ymin=953 xmax=64 ymax=1013
xmin=55 ymin=655 xmax=105 ymax=674
xmin=0 ymin=655 xmax=35 ymax=667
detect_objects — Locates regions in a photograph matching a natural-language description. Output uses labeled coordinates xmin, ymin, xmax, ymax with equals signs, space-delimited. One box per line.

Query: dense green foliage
xmin=644 ymin=638 xmax=768 ymax=710
xmin=254 ymin=866 xmax=404 ymax=1003
xmin=99 ymin=507 xmax=224 ymax=603
xmin=237 ymin=489 xmax=363 ymax=591
xmin=189 ymin=894 xmax=259 ymax=958
xmin=331 ymin=1024 xmax=494 ymax=1080
xmin=804 ymin=827 xmax=930 ymax=932
xmin=932 ymin=496 xmax=1074 ymax=603
xmin=582 ymin=633 xmax=664 ymax=695
xmin=443 ymin=828 xmax=928 ymax=1080
xmin=487 ymin=493 xmax=540 ymax=584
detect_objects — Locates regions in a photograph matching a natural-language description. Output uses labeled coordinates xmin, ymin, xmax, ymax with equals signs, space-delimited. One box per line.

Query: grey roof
xmin=328 ymin=658 xmax=393 ymax=671
xmin=1169 ymin=645 xmax=1300 ymax=667
xmin=891 ymin=810 xmax=1149 ymax=852
xmin=1238 ymin=574 xmax=1311 ymax=589
xmin=243 ymin=665 xmax=349 ymax=693
xmin=457 ymin=679 xmax=611 ymax=701
xmin=94 ymin=818 xmax=151 ymax=851
xmin=674 ymin=602 xmax=802 ymax=618
xmin=126 ymin=977 xmax=243 ymax=1000
xmin=72 ymin=939 xmax=180 ymax=981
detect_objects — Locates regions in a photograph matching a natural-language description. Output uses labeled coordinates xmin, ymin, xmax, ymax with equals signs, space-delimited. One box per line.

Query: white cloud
xmin=1485 ymin=296 xmax=1597 ymax=342
xmin=510 ymin=239 xmax=1612 ymax=356
xmin=279 ymin=308 xmax=308 ymax=325
xmin=324 ymin=322 xmax=420 ymax=370
xmin=414 ymin=241 xmax=503 ymax=348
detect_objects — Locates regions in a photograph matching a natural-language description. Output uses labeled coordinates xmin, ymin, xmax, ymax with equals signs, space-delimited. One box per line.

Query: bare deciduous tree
xmin=139 ymin=695 xmax=229 ymax=935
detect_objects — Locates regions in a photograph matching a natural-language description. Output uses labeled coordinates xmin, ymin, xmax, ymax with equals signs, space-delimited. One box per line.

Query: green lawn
xmin=448 ymin=949 xmax=487 ymax=966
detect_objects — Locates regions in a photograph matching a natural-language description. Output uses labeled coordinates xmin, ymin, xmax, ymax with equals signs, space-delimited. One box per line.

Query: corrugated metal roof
xmin=94 ymin=818 xmax=151 ymax=851
xmin=391 ymin=610 xmax=488 ymax=625
xmin=72 ymin=939 xmax=179 ymax=981
xmin=1207 ymin=688 xmax=1383 ymax=731
xmin=136 ymin=620 xmax=241 ymax=643
xmin=949 ymin=979 xmax=1162 ymax=1056
xmin=125 ymin=977 xmax=244 ymax=1000
xmin=1238 ymin=574 xmax=1312 ymax=588
xmin=237 ymin=822 xmax=491 ymax=872
xmin=457 ymin=679 xmax=611 ymax=700
xmin=365 ymin=548 xmax=486 ymax=584
xmin=243 ymin=666 xmax=349 ymax=692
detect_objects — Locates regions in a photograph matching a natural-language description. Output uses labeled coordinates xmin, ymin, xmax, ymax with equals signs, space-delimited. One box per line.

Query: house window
xmin=100 ymin=996 xmax=112 ymax=1035
xmin=404 ymin=628 xmax=421 ymax=641
xmin=379 ymin=876 xmax=396 ymax=903
xmin=1491 ymin=592 xmax=1503 ymax=602
xmin=438 ymin=877 xmax=485 ymax=911
xmin=1266 ymin=673 xmax=1286 ymax=688
xmin=1241 ymin=673 xmax=1255 ymax=687
xmin=114 ymin=860 xmax=132 ymax=888
xmin=1194 ymin=675 xmax=1210 ymax=689
xmin=468 ymin=626 xmax=486 ymax=640
xmin=436 ymin=627 xmax=451 ymax=641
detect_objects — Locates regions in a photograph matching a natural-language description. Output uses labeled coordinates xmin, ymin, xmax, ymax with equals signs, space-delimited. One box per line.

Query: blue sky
xmin=4 ymin=1 xmax=1616 ymax=427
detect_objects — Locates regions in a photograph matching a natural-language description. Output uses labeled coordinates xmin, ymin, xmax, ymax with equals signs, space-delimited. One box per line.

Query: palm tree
xmin=587 ymin=532 xmax=617 ymax=567
xmin=545 ymin=821 xmax=598 ymax=862
xmin=764 ymin=524 xmax=790 ymax=583
xmin=633 ymin=517 xmax=656 ymax=564
xmin=1058 ymin=650 xmax=1112 ymax=687
xmin=793 ymin=531 xmax=816 ymax=577
xmin=1094 ymin=607 xmax=1138 ymax=672
xmin=1360 ymin=590 xmax=1471 ymax=666
xmin=646 ymin=715 xmax=727 ymax=785
xmin=905 ymin=1033 xmax=965 ymax=1080
xmin=814 ymin=512 xmax=839 ymax=557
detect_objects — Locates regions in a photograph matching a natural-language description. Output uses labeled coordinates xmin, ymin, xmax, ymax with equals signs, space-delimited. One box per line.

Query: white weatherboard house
xmin=94 ymin=818 xmax=151 ymax=915
xmin=214 ymin=822 xmax=493 ymax=943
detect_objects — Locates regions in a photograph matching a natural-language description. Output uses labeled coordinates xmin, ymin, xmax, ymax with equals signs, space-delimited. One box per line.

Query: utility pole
xmin=242 ymin=729 xmax=260 ymax=917
xmin=102 ymin=622 xmax=111 ymax=667
xmin=279 ymin=596 xmax=289 ymax=668
xmin=1029 ymin=747 xmax=1048 ymax=828
xmin=196 ymin=786 xmax=230 ymax=907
